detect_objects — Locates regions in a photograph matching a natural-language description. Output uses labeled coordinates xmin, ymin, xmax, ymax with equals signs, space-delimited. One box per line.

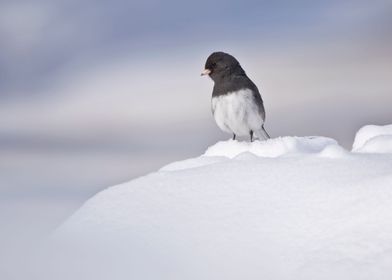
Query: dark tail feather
xmin=261 ymin=125 xmax=270 ymax=139
xmin=254 ymin=125 xmax=270 ymax=140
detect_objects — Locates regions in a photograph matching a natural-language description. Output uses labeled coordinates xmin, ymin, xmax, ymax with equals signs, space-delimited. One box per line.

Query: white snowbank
xmin=52 ymin=127 xmax=392 ymax=280
xmin=204 ymin=136 xmax=338 ymax=158
xmin=355 ymin=135 xmax=392 ymax=154
xmin=353 ymin=124 xmax=392 ymax=153
xmin=161 ymin=136 xmax=344 ymax=172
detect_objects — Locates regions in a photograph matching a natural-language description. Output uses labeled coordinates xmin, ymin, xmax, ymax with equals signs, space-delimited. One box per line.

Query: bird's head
xmin=201 ymin=52 xmax=244 ymax=82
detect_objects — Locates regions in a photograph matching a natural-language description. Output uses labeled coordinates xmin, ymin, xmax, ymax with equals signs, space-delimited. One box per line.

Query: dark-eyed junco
xmin=202 ymin=52 xmax=270 ymax=141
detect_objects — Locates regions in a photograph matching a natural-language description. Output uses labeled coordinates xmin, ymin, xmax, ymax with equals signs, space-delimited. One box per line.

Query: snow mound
xmin=54 ymin=131 xmax=392 ymax=280
xmin=355 ymin=135 xmax=392 ymax=154
xmin=204 ymin=136 xmax=339 ymax=158
xmin=161 ymin=136 xmax=345 ymax=172
xmin=317 ymin=143 xmax=349 ymax=158
xmin=353 ymin=124 xmax=392 ymax=153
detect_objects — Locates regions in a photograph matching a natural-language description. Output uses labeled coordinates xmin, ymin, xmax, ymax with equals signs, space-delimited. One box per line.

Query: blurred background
xmin=0 ymin=0 xmax=391 ymax=273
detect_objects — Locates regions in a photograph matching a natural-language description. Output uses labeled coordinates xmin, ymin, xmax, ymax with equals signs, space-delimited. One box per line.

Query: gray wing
xmin=249 ymin=83 xmax=266 ymax=122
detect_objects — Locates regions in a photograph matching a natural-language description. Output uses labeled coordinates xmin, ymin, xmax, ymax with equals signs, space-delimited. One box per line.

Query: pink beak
xmin=201 ymin=69 xmax=211 ymax=76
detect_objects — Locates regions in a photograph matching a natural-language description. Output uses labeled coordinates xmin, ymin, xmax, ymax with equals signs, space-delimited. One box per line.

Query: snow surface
xmin=353 ymin=124 xmax=392 ymax=153
xmin=204 ymin=136 xmax=339 ymax=158
xmin=52 ymin=125 xmax=392 ymax=280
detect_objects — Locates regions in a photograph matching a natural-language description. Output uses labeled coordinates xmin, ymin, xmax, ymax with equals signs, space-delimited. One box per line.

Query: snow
xmin=352 ymin=124 xmax=392 ymax=153
xmin=355 ymin=135 xmax=392 ymax=154
xmin=52 ymin=125 xmax=392 ymax=280
xmin=204 ymin=136 xmax=339 ymax=158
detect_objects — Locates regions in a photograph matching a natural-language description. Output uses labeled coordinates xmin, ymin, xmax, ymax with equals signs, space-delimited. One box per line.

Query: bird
xmin=201 ymin=51 xmax=270 ymax=142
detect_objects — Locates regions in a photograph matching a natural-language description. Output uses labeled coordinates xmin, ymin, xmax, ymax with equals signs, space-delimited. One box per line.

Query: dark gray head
xmin=201 ymin=52 xmax=246 ymax=82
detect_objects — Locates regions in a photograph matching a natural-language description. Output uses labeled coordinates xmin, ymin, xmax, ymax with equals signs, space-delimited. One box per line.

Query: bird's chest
xmin=211 ymin=90 xmax=254 ymax=135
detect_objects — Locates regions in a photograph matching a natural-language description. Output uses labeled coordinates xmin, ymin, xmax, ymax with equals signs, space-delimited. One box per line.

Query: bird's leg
xmin=250 ymin=130 xmax=254 ymax=142
xmin=232 ymin=134 xmax=236 ymax=140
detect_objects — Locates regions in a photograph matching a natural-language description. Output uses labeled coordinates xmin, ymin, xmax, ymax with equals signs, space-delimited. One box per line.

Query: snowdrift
xmin=353 ymin=124 xmax=392 ymax=154
xmin=54 ymin=125 xmax=392 ymax=280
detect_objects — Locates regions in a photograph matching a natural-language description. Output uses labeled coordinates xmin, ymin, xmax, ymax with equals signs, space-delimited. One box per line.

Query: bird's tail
xmin=261 ymin=125 xmax=270 ymax=139
xmin=255 ymin=125 xmax=270 ymax=140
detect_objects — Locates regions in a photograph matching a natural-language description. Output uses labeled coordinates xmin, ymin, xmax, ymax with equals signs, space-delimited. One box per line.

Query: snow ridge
xmin=53 ymin=124 xmax=392 ymax=280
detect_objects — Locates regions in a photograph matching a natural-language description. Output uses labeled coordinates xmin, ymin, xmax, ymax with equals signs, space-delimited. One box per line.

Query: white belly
xmin=211 ymin=89 xmax=263 ymax=136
